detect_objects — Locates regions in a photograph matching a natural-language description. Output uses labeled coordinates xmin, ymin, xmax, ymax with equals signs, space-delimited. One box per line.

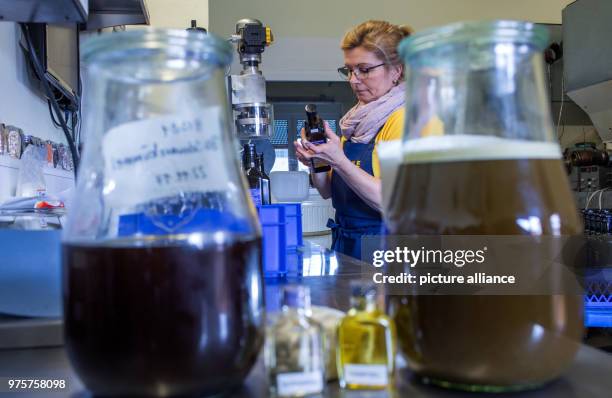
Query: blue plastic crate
xmin=281 ymin=203 xmax=303 ymax=251
xmin=257 ymin=205 xmax=288 ymax=279
xmin=584 ymin=271 xmax=612 ymax=327
xmin=257 ymin=204 xmax=304 ymax=279
xmin=285 ymin=250 xmax=303 ymax=278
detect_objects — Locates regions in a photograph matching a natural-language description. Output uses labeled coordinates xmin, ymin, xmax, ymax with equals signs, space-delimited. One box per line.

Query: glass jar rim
xmin=81 ymin=28 xmax=233 ymax=67
xmin=399 ymin=20 xmax=549 ymax=60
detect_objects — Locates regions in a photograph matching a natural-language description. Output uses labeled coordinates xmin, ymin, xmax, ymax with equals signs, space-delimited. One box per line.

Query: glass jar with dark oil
xmin=385 ymin=21 xmax=584 ymax=392
xmin=63 ymin=29 xmax=264 ymax=397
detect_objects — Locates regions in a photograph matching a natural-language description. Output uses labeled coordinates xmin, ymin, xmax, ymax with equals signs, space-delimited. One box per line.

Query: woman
xmin=295 ymin=20 xmax=412 ymax=259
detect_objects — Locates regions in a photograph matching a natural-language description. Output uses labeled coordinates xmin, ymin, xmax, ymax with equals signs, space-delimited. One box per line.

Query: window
xmin=271 ymin=119 xmax=289 ymax=146
xmin=270 ymin=102 xmax=343 ymax=171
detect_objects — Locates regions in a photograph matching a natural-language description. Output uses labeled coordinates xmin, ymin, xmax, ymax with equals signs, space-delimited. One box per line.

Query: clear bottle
xmin=258 ymin=153 xmax=271 ymax=205
xmin=266 ymin=285 xmax=326 ymax=397
xmin=337 ymin=282 xmax=396 ymax=390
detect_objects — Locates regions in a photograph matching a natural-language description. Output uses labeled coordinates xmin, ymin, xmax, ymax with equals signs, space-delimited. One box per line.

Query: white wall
xmin=142 ymin=0 xmax=208 ymax=29
xmin=0 ymin=22 xmax=74 ymax=200
xmin=0 ymin=22 xmax=67 ymax=143
xmin=210 ymin=0 xmax=574 ymax=80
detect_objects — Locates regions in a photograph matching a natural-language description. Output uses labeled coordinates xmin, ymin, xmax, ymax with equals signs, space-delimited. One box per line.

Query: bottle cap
xmin=281 ymin=285 xmax=311 ymax=309
xmin=305 ymin=104 xmax=317 ymax=114
xmin=350 ymin=280 xmax=377 ymax=298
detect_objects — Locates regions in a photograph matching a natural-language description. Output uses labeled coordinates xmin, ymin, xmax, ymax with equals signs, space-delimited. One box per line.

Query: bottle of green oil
xmin=336 ymin=282 xmax=396 ymax=390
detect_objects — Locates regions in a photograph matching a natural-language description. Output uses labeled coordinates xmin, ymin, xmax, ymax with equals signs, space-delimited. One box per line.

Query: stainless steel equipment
xmin=563 ymin=0 xmax=612 ymax=142
xmin=229 ymin=19 xmax=274 ymax=139
xmin=565 ymin=143 xmax=612 ymax=192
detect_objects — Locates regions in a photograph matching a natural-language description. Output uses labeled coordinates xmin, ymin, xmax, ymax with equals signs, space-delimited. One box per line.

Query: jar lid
xmin=81 ymin=29 xmax=233 ymax=82
xmin=399 ymin=20 xmax=549 ymax=61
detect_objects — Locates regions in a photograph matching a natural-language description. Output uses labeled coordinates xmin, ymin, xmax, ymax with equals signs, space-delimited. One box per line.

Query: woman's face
xmin=343 ymin=46 xmax=402 ymax=104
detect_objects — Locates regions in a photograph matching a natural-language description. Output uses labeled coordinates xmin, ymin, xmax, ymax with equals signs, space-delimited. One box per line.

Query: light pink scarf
xmin=339 ymin=83 xmax=405 ymax=143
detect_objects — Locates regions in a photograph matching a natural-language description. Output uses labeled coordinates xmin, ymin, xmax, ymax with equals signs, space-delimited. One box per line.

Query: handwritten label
xmin=277 ymin=371 xmax=324 ymax=396
xmin=102 ymin=108 xmax=229 ymax=208
xmin=344 ymin=364 xmax=388 ymax=387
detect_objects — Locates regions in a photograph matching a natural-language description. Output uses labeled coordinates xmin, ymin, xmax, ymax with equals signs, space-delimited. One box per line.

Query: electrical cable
xmin=585 ymin=189 xmax=592 ymax=209
xmin=20 ymin=23 xmax=79 ymax=176
xmin=47 ymin=99 xmax=62 ymax=128
xmin=557 ymin=74 xmax=566 ymax=141
xmin=599 ymin=188 xmax=609 ymax=210
xmin=585 ymin=189 xmax=602 ymax=209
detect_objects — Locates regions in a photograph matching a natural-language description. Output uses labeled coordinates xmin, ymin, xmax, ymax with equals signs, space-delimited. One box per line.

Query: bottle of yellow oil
xmin=336 ymin=282 xmax=396 ymax=390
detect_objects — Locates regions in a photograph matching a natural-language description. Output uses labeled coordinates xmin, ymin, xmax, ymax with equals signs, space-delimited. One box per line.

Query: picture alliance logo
xmin=371 ymin=246 xmax=488 ymax=268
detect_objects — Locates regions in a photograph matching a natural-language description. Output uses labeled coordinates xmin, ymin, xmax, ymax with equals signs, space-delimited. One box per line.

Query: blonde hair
xmin=341 ymin=20 xmax=413 ymax=68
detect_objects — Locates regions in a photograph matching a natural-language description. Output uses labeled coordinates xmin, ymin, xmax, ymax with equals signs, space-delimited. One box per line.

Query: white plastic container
xmin=270 ymin=171 xmax=310 ymax=202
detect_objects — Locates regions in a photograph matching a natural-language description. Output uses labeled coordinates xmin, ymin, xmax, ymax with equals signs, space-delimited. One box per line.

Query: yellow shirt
xmin=372 ymin=108 xmax=405 ymax=177
xmin=338 ymin=108 xmax=405 ymax=178
xmin=338 ymin=108 xmax=444 ymax=177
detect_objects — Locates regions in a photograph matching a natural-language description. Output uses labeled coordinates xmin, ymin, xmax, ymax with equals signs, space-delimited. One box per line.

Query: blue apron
xmin=328 ymin=138 xmax=383 ymax=259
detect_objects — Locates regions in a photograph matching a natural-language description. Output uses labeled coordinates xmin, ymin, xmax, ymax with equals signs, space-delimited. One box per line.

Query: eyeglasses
xmin=337 ymin=63 xmax=385 ymax=80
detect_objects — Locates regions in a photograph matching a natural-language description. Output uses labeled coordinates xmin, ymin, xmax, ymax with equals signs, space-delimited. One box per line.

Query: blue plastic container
xmin=584 ymin=271 xmax=612 ymax=327
xmin=257 ymin=203 xmax=303 ymax=278
xmin=285 ymin=250 xmax=303 ymax=278
xmin=257 ymin=205 xmax=288 ymax=278
xmin=282 ymin=203 xmax=303 ymax=251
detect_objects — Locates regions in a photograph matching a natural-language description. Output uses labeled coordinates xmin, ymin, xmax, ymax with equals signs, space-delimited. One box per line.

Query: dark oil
xmin=305 ymin=104 xmax=331 ymax=173
xmin=62 ymin=238 xmax=264 ymax=397
xmin=386 ymin=158 xmax=583 ymax=388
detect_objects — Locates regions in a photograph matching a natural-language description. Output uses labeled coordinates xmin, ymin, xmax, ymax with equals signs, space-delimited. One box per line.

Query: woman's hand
xmin=293 ymin=125 xmax=335 ymax=199
xmin=296 ymin=122 xmax=348 ymax=169
xmin=293 ymin=129 xmax=313 ymax=168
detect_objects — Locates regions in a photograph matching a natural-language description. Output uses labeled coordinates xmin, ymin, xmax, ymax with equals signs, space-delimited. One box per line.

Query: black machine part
xmin=240 ymin=139 xmax=275 ymax=175
xmin=235 ymin=19 xmax=268 ymax=55
xmin=570 ymin=149 xmax=612 ymax=168
xmin=187 ymin=19 xmax=207 ymax=33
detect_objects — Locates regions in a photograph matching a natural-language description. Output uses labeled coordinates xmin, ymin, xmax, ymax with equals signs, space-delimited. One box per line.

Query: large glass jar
xmin=62 ymin=30 xmax=264 ymax=397
xmin=386 ymin=21 xmax=583 ymax=391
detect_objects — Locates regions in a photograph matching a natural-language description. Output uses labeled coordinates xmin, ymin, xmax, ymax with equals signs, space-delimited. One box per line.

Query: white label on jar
xmin=276 ymin=371 xmax=324 ymax=396
xmin=344 ymin=364 xmax=388 ymax=386
xmin=102 ymin=107 xmax=229 ymax=208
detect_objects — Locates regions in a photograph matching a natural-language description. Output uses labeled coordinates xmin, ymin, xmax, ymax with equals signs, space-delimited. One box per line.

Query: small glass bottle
xmin=337 ymin=282 xmax=396 ymax=390
xmin=304 ymin=104 xmax=330 ymax=173
xmin=266 ymin=285 xmax=326 ymax=397
xmin=244 ymin=143 xmax=264 ymax=205
xmin=257 ymin=153 xmax=271 ymax=205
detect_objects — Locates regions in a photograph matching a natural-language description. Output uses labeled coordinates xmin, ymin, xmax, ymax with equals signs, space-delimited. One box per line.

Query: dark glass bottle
xmin=304 ymin=104 xmax=331 ymax=173
xmin=244 ymin=143 xmax=264 ymax=206
xmin=257 ymin=153 xmax=271 ymax=205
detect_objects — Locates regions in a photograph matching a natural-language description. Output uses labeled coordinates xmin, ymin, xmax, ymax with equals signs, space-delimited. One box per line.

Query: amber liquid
xmin=337 ymin=303 xmax=396 ymax=390
xmin=305 ymin=123 xmax=331 ymax=173
xmin=386 ymin=158 xmax=583 ymax=390
xmin=63 ymin=239 xmax=264 ymax=397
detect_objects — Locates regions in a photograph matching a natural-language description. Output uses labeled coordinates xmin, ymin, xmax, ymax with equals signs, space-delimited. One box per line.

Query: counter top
xmin=0 ymin=343 xmax=610 ymax=398
xmin=1 ymin=244 xmax=611 ymax=397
